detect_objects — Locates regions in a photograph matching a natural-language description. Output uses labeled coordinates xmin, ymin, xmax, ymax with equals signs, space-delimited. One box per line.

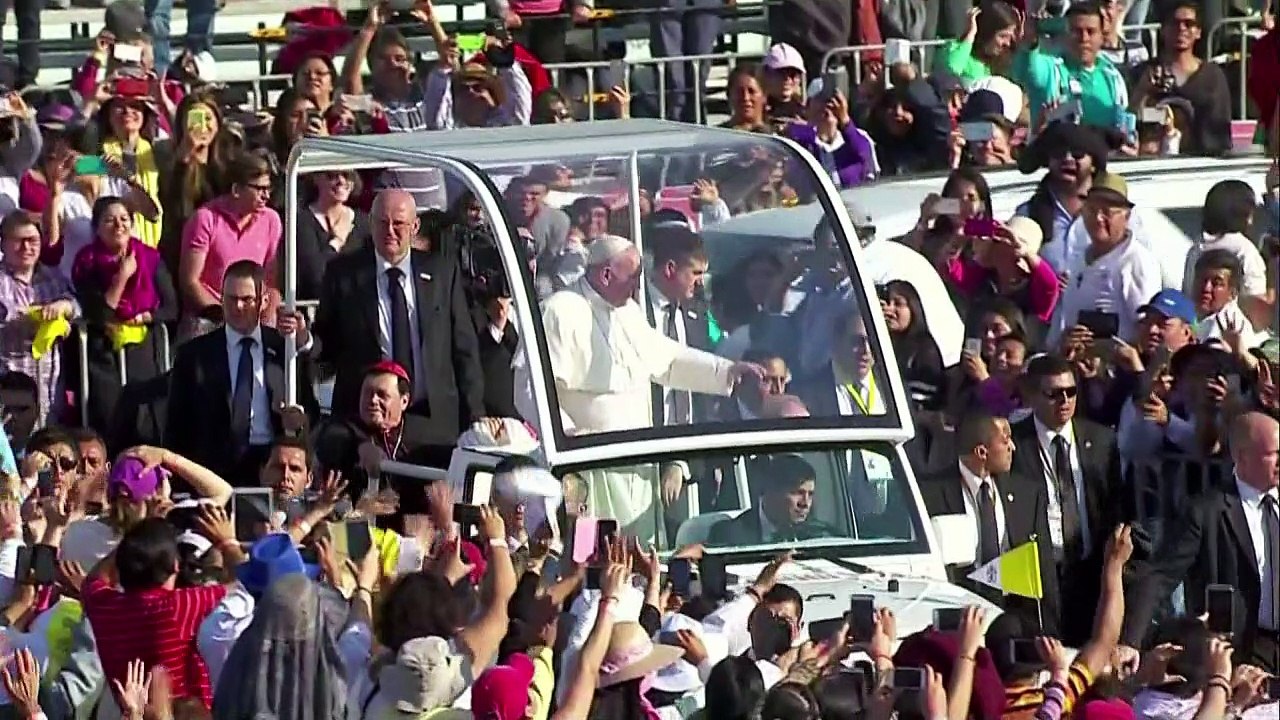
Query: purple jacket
xmin=786 ymin=121 xmax=876 ymax=188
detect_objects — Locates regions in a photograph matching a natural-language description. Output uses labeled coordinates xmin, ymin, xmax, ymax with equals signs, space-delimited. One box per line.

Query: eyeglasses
xmin=1054 ymin=149 xmax=1089 ymax=161
xmin=1042 ymin=386 xmax=1079 ymax=402
xmin=242 ymin=183 xmax=273 ymax=195
xmin=1166 ymin=18 xmax=1198 ymax=28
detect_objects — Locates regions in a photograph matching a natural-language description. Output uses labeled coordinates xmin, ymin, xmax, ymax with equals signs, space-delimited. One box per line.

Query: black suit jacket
xmin=315 ymin=247 xmax=485 ymax=445
xmin=1124 ymin=481 xmax=1270 ymax=662
xmin=164 ymin=326 xmax=315 ymax=480
xmin=707 ymin=507 xmax=837 ymax=547
xmin=1009 ymin=415 xmax=1126 ymax=643
xmin=918 ymin=465 xmax=1061 ymax=637
xmin=474 ymin=312 xmax=519 ymax=419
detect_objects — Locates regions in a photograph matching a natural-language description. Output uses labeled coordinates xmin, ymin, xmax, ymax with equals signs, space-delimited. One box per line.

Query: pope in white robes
xmin=540 ymin=236 xmax=761 ymax=537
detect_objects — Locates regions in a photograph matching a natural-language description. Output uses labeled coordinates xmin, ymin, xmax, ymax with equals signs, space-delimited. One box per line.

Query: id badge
xmin=1067 ymin=78 xmax=1083 ymax=96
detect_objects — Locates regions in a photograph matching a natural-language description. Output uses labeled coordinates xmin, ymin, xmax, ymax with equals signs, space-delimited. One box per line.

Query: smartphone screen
xmin=1010 ymin=638 xmax=1044 ymax=665
xmin=585 ymin=566 xmax=602 ymax=590
xmin=934 ymin=197 xmax=962 ymax=216
xmin=31 ymin=544 xmax=57 ymax=586
xmin=73 ymin=155 xmax=111 ymax=177
xmin=1205 ymin=584 xmax=1236 ymax=635
xmin=934 ymin=607 xmax=964 ymax=632
xmin=232 ymin=489 xmax=274 ymax=542
xmin=891 ymin=667 xmax=924 ymax=690
xmin=298 ymin=544 xmax=320 ymax=565
xmin=1267 ymin=676 xmax=1280 ymax=701
xmin=959 ymin=121 xmax=995 ymax=143
xmin=453 ymin=502 xmax=483 ymax=529
xmin=572 ymin=516 xmax=598 ymax=565
xmin=1077 ymin=310 xmax=1120 ymax=339
xmin=595 ymin=518 xmax=618 ymax=560
xmin=113 ymin=43 xmax=143 ymax=63
xmin=341 ymin=520 xmax=373 ymax=561
xmin=849 ymin=594 xmax=876 ymax=641
xmin=14 ymin=546 xmax=32 ymax=586
xmin=667 ymin=558 xmax=692 ymax=597
xmin=699 ymin=556 xmax=727 ymax=599
xmin=36 ymin=468 xmax=55 ymax=497
xmin=962 ymin=217 xmax=1000 ymax=237
xmin=807 ymin=617 xmax=844 ymax=643
xmin=963 ymin=337 xmax=983 ymax=356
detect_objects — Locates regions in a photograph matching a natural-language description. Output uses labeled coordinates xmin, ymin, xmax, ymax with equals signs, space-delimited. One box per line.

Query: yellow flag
xmin=967 ymin=540 xmax=1043 ymax=599
xmin=27 ymin=308 xmax=71 ymax=359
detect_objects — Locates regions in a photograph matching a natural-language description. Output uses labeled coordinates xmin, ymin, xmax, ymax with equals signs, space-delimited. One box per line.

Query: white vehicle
xmin=283 ymin=120 xmax=1000 ymax=637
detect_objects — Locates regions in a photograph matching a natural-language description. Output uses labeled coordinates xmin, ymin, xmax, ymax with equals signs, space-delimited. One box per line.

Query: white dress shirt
xmin=375 ymin=252 xmax=425 ymax=400
xmin=1234 ymin=476 xmax=1280 ymax=631
xmin=1052 ymin=233 xmax=1163 ymax=347
xmin=958 ymin=460 xmax=1007 ymax=551
xmin=649 ymin=284 xmax=693 ymax=426
xmin=834 ymin=373 xmax=886 ymax=416
xmin=1033 ymin=417 xmax=1092 ymax=558
xmin=225 ymin=324 xmax=272 ymax=445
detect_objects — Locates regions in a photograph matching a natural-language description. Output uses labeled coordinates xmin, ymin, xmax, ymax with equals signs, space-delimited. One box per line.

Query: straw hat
xmin=598 ymin=622 xmax=684 ymax=688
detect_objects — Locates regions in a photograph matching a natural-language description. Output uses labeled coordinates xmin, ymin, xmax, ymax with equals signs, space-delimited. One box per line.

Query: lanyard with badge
xmin=843 ymin=380 xmax=877 ymax=415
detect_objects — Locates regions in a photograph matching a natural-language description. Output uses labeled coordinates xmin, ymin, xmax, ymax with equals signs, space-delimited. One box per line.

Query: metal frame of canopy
xmin=280 ymin=121 xmax=915 ymax=469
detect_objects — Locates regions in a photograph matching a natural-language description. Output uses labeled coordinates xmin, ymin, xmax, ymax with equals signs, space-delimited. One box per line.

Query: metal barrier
xmin=819 ymin=40 xmax=946 ymax=86
xmin=1204 ymin=15 xmax=1266 ymax=120
xmin=73 ymin=321 xmax=172 ymax=428
xmin=1125 ymin=453 xmax=1234 ymax=549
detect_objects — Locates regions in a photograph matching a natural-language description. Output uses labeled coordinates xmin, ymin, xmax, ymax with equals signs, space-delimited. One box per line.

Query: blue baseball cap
xmin=1138 ymin=289 xmax=1196 ymax=325
xmin=235 ymin=533 xmax=320 ymax=596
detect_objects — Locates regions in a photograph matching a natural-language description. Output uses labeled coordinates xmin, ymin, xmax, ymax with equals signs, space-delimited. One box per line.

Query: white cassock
xmin=542 ymin=280 xmax=735 ymax=537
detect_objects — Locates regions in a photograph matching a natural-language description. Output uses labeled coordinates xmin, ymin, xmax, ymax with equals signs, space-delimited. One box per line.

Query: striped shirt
xmin=1003 ymin=661 xmax=1094 ymax=720
xmin=83 ymin=577 xmax=227 ymax=707
xmin=0 ymin=264 xmax=81 ymax=425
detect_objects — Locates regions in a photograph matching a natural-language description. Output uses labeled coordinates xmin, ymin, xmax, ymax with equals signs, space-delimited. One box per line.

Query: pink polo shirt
xmin=181 ymin=196 xmax=282 ymax=305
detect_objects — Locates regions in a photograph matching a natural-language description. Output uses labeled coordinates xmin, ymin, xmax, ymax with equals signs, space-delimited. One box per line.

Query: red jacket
xmin=270 ymin=7 xmax=353 ymax=76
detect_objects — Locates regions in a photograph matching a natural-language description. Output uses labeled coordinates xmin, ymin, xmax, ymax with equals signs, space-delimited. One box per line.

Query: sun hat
xmin=470 ymin=652 xmax=536 ymax=720
xmin=234 ymin=532 xmax=320 ymax=595
xmin=1005 ymin=216 xmax=1044 ymax=258
xmin=107 ymin=456 xmax=164 ymax=500
xmin=377 ymin=636 xmax=471 ymax=714
xmin=36 ymin=104 xmax=78 ymax=131
xmin=651 ymin=614 xmax=729 ymax=694
xmin=1086 ymin=172 xmax=1133 ymax=208
xmin=599 ymin=621 xmax=685 ymax=688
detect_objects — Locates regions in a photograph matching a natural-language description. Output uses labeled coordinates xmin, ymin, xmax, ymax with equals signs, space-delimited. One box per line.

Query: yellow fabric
xmin=842 ymin=376 xmax=878 ymax=415
xmin=528 ymin=645 xmax=555 ymax=720
xmin=370 ymin=527 xmax=402 ymax=578
xmin=40 ymin=598 xmax=84 ymax=681
xmin=27 ymin=308 xmax=71 ymax=358
xmin=101 ymin=137 xmax=163 ymax=248
xmin=107 ymin=323 xmax=149 ymax=351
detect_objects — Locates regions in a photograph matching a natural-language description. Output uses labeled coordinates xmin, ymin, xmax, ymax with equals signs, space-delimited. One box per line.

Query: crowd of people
xmin=0 ymin=0 xmax=1275 ymax=719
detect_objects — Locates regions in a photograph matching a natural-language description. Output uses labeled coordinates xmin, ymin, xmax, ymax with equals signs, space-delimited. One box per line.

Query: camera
xmin=453 ymin=224 xmax=510 ymax=303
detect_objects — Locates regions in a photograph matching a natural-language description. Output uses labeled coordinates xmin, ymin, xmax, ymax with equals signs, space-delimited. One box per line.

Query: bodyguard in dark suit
xmin=314 ymin=189 xmax=485 ymax=449
xmin=918 ymin=412 xmax=1061 ymax=637
xmin=708 ymin=454 xmax=839 ymax=546
xmin=165 ymin=260 xmax=316 ymax=486
xmin=1124 ymin=412 xmax=1280 ymax=673
xmin=648 ymin=226 xmax=724 ymax=516
xmin=473 ymin=292 xmax=519 ymax=419
xmin=1010 ymin=354 xmax=1127 ymax=646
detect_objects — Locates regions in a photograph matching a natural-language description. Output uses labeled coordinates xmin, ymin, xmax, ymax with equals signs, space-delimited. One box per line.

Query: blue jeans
xmin=146 ymin=0 xmax=219 ymax=74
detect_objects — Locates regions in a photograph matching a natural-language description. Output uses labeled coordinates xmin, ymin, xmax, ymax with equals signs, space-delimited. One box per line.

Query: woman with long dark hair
xmin=901 ymin=167 xmax=994 ymax=270
xmin=934 ymin=1 xmax=1022 ymax=82
xmin=881 ymin=280 xmax=945 ymax=412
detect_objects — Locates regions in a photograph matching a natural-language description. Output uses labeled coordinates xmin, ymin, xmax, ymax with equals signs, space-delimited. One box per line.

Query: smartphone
xmin=387 ymin=0 xmax=416 ymax=10
xmin=963 ymin=337 xmax=983 ymax=356
xmin=699 ymin=555 xmax=728 ymax=599
xmin=112 ymin=76 xmax=149 ymax=98
xmin=341 ymin=93 xmax=375 ymax=114
xmin=963 ymin=217 xmax=1000 ymax=237
xmin=73 ymin=155 xmax=112 ymax=177
xmin=483 ymin=17 xmax=512 ymax=44
xmin=934 ymin=607 xmax=964 ymax=632
xmin=826 ymin=670 xmax=868 ymax=707
xmin=1267 ymin=676 xmax=1280 ymax=700
xmin=609 ymin=59 xmax=628 ymax=87
xmin=14 ymin=546 xmax=32 ymax=586
xmin=1010 ymin=638 xmax=1044 ymax=665
xmin=585 ymin=565 xmax=601 ymax=590
xmin=849 ymin=594 xmax=876 ymax=641
xmin=595 ymin=518 xmax=618 ymax=560
xmin=113 ymin=43 xmax=143 ymax=64
xmin=1077 ymin=309 xmax=1120 ymax=339
xmin=342 ymin=520 xmax=373 ymax=561
xmin=186 ymin=106 xmax=213 ymax=133
xmin=30 ymin=544 xmax=57 ymax=586
xmin=298 ymin=543 xmax=320 ymax=565
xmin=36 ymin=468 xmax=55 ymax=497
xmin=667 ymin=558 xmax=692 ymax=597
xmin=807 ymin=617 xmax=845 ymax=643
xmin=1118 ymin=111 xmax=1138 ymax=143
xmin=1140 ymin=107 xmax=1166 ymax=125
xmin=453 ymin=502 xmax=483 ymax=529
xmin=960 ymin=121 xmax=995 ymax=143
xmin=1205 ymin=584 xmax=1236 ymax=635
xmin=572 ymin=516 xmax=598 ymax=565
xmin=891 ymin=667 xmax=924 ymax=690
xmin=934 ymin=197 xmax=962 ymax=216
xmin=884 ymin=38 xmax=911 ymax=67
xmin=166 ymin=501 xmax=204 ymax=532
xmin=1045 ymin=99 xmax=1082 ymax=126
xmin=120 ymin=152 xmax=138 ymax=177
xmin=232 ymin=488 xmax=274 ymax=542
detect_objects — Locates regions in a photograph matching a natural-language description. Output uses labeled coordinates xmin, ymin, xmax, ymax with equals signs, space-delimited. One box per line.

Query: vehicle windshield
xmin=557 ymin=443 xmax=926 ymax=555
xmin=466 ymin=134 xmax=902 ymax=452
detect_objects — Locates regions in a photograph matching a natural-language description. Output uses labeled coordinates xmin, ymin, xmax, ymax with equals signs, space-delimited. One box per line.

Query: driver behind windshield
xmin=708 ymin=454 xmax=836 ymax=545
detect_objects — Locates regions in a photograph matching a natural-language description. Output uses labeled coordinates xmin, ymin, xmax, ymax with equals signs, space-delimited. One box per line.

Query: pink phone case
xmin=572 ymin=517 xmax=598 ymax=565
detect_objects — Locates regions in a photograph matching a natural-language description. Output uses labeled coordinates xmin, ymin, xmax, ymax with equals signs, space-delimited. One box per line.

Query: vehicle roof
xmin=291 ymin=120 xmax=756 ymax=171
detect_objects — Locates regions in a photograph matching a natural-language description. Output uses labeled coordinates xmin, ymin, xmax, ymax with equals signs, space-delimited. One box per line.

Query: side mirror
xmin=931 ymin=515 xmax=977 ymax=568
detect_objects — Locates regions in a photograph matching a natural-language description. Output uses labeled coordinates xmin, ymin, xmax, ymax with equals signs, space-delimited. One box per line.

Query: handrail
xmin=1204 ymin=15 xmax=1265 ymax=120
xmin=70 ymin=320 xmax=172 ymax=428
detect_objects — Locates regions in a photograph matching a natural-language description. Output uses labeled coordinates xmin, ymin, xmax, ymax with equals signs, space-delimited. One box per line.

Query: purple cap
xmin=107 ymin=457 xmax=163 ymax=500
xmin=36 ymin=104 xmax=77 ymax=130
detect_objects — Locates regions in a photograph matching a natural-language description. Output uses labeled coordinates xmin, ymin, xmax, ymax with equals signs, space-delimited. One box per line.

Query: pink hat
xmin=762 ymin=43 xmax=805 ymax=75
xmin=1077 ymin=699 xmax=1136 ymax=720
xmin=471 ymin=653 xmax=536 ymax=720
